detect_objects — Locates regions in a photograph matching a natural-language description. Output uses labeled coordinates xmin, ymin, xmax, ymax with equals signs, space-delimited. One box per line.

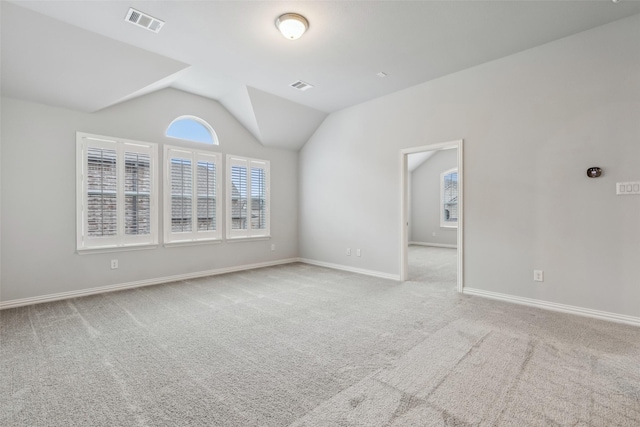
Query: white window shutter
xmin=164 ymin=146 xmax=221 ymax=244
xmin=227 ymin=155 xmax=270 ymax=239
xmin=196 ymin=153 xmax=218 ymax=232
xmin=77 ymin=133 xmax=158 ymax=251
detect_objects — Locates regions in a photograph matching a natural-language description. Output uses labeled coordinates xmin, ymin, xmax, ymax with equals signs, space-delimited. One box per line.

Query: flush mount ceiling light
xmin=275 ymin=13 xmax=309 ymax=40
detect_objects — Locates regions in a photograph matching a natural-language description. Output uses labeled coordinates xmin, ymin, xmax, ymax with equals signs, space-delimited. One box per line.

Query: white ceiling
xmin=2 ymin=1 xmax=639 ymax=150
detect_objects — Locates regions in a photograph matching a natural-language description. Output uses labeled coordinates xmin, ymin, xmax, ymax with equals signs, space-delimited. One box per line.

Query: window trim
xmin=226 ymin=154 xmax=270 ymax=240
xmin=76 ymin=132 xmax=158 ymax=252
xmin=166 ymin=115 xmax=219 ymax=145
xmin=164 ymin=145 xmax=222 ymax=245
xmin=440 ymin=167 xmax=458 ymax=229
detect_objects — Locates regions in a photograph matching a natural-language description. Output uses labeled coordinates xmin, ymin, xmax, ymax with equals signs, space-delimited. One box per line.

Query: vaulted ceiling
xmin=2 ymin=1 xmax=639 ymax=150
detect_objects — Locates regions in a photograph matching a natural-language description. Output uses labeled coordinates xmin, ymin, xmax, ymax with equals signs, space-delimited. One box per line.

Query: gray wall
xmin=410 ymin=149 xmax=458 ymax=246
xmin=1 ymin=88 xmax=298 ymax=302
xmin=299 ymin=15 xmax=640 ymax=317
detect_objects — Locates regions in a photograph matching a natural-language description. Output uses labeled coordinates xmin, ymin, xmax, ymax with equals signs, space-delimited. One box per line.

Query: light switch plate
xmin=616 ymin=181 xmax=640 ymax=195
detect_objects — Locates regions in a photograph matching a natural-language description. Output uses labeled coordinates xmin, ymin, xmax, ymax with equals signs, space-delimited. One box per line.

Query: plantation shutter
xmin=124 ymin=151 xmax=151 ymax=235
xmin=227 ymin=156 xmax=269 ymax=239
xmin=250 ymin=162 xmax=267 ymax=231
xmin=196 ymin=155 xmax=217 ymax=232
xmin=170 ymin=156 xmax=193 ymax=233
xmin=230 ymin=163 xmax=248 ymax=231
xmin=86 ymin=147 xmax=117 ymax=238
xmin=165 ymin=147 xmax=221 ymax=243
xmin=78 ymin=133 xmax=157 ymax=251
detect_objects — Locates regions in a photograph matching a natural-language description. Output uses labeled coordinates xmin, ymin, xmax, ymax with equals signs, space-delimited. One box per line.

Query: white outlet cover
xmin=533 ymin=270 xmax=544 ymax=282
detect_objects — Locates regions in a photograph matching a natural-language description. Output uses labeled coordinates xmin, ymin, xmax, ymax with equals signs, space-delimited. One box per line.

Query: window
xmin=166 ymin=116 xmax=218 ymax=145
xmin=227 ymin=155 xmax=270 ymax=239
xmin=164 ymin=146 xmax=222 ymax=244
xmin=77 ymin=132 xmax=158 ymax=251
xmin=441 ymin=168 xmax=458 ymax=228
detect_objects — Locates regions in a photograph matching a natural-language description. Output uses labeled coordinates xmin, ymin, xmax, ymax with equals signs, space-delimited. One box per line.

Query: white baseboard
xmin=298 ymin=258 xmax=401 ymax=281
xmin=463 ymin=287 xmax=640 ymax=327
xmin=0 ymin=258 xmax=299 ymax=310
xmin=409 ymin=241 xmax=457 ymax=249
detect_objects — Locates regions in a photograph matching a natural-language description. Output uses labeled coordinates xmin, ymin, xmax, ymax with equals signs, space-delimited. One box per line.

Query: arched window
xmin=166 ymin=116 xmax=218 ymax=145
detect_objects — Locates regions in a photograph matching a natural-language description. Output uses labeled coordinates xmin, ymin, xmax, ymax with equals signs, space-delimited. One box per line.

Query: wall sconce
xmin=586 ymin=167 xmax=603 ymax=178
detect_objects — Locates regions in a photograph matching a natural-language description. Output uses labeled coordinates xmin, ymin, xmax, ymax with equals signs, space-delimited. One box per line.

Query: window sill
xmin=440 ymin=225 xmax=458 ymax=229
xmin=77 ymin=244 xmax=158 ymax=255
xmin=226 ymin=236 xmax=271 ymax=243
xmin=164 ymin=239 xmax=223 ymax=248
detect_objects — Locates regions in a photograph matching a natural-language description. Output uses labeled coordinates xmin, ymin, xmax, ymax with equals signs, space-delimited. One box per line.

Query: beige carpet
xmin=1 ymin=247 xmax=639 ymax=426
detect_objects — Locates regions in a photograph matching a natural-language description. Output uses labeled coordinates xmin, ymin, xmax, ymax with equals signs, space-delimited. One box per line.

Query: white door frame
xmin=400 ymin=139 xmax=464 ymax=292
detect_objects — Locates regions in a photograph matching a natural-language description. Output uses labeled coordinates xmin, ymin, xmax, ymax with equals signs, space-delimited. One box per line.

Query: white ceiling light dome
xmin=275 ymin=13 xmax=309 ymax=40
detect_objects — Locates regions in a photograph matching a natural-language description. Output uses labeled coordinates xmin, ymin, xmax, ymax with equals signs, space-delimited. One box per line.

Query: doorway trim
xmin=400 ymin=139 xmax=464 ymax=292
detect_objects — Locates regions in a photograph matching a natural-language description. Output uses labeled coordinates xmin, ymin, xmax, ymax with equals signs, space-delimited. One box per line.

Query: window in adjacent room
xmin=76 ymin=132 xmax=158 ymax=251
xmin=440 ymin=168 xmax=458 ymax=228
xmin=227 ymin=155 xmax=270 ymax=239
xmin=166 ymin=116 xmax=218 ymax=145
xmin=164 ymin=146 xmax=222 ymax=244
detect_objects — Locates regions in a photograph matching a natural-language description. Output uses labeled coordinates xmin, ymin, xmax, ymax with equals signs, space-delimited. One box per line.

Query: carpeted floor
xmin=1 ymin=246 xmax=639 ymax=426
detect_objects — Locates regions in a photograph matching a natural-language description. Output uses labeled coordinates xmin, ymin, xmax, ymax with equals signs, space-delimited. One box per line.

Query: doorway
xmin=400 ymin=140 xmax=463 ymax=292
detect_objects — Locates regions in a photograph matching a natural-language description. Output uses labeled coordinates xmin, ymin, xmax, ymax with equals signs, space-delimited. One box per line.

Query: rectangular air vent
xmin=290 ymin=80 xmax=314 ymax=91
xmin=125 ymin=8 xmax=164 ymax=33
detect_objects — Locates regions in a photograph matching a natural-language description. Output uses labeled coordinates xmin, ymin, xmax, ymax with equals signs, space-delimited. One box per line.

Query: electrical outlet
xmin=111 ymin=259 xmax=118 ymax=270
xmin=432 ymin=231 xmax=436 ymax=237
xmin=533 ymin=270 xmax=544 ymax=282
xmin=356 ymin=249 xmax=361 ymax=257
xmin=347 ymin=248 xmax=351 ymax=256
xmin=271 ymin=244 xmax=276 ymax=251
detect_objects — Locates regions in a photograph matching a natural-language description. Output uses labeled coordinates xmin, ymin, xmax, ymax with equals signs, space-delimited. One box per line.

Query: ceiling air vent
xmin=290 ymin=80 xmax=314 ymax=91
xmin=125 ymin=8 xmax=164 ymax=33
